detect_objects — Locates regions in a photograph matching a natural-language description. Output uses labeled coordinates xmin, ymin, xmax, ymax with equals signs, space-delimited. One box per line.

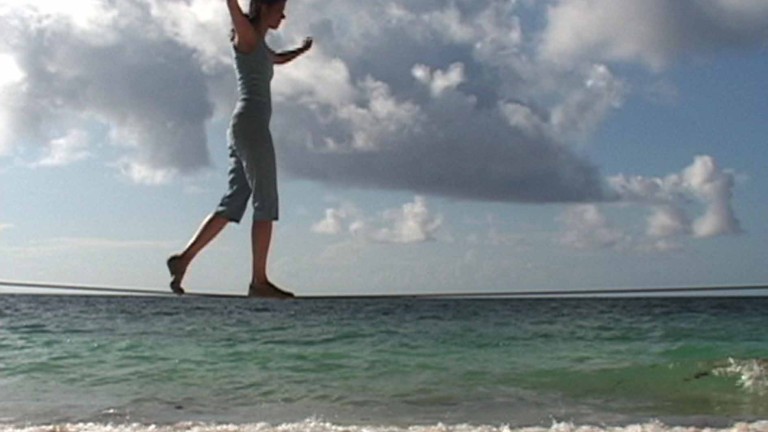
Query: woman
xmin=166 ymin=0 xmax=312 ymax=298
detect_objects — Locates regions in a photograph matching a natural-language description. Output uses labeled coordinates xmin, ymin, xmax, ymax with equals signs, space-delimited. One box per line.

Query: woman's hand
xmin=300 ymin=37 xmax=313 ymax=53
xmin=271 ymin=37 xmax=314 ymax=65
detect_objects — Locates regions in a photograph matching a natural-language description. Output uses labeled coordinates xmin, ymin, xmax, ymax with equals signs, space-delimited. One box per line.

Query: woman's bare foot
xmin=166 ymin=255 xmax=187 ymax=295
xmin=248 ymin=281 xmax=294 ymax=299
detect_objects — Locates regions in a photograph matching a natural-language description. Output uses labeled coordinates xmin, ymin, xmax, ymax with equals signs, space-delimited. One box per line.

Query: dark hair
xmin=230 ymin=0 xmax=286 ymax=41
xmin=248 ymin=0 xmax=286 ymax=21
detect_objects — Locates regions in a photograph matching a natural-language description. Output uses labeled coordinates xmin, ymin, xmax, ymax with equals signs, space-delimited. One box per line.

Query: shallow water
xmin=0 ymin=295 xmax=766 ymax=429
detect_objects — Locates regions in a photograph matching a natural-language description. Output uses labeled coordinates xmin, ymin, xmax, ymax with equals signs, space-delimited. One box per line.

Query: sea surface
xmin=0 ymin=295 xmax=766 ymax=432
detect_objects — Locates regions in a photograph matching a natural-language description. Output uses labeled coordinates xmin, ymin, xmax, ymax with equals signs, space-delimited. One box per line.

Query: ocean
xmin=0 ymin=295 xmax=766 ymax=432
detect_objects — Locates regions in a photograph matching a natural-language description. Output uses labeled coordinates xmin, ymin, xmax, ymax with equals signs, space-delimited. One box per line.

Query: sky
xmin=1 ymin=0 xmax=767 ymax=296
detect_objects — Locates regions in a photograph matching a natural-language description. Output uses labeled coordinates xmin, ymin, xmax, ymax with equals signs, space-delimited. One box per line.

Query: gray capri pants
xmin=215 ymin=109 xmax=279 ymax=222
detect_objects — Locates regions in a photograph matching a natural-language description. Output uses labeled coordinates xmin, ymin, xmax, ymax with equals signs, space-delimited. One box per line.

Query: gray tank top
xmin=233 ymin=42 xmax=274 ymax=116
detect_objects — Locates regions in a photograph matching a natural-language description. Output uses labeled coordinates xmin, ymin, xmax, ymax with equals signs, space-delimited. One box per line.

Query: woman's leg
xmin=168 ymin=213 xmax=230 ymax=293
xmin=249 ymin=220 xmax=293 ymax=298
xmin=250 ymin=220 xmax=272 ymax=286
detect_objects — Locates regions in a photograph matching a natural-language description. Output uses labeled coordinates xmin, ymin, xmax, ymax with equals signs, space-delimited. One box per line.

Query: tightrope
xmin=0 ymin=279 xmax=766 ymax=298
xmin=0 ymin=280 xmax=236 ymax=298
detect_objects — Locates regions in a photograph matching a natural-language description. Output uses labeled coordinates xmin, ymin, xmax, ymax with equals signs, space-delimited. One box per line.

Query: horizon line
xmin=0 ymin=279 xmax=767 ymax=299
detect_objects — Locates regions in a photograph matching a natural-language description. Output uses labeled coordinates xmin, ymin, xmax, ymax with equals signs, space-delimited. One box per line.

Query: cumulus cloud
xmin=501 ymin=64 xmax=627 ymax=144
xmin=34 ymin=129 xmax=91 ymax=167
xmin=560 ymin=155 xmax=742 ymax=252
xmin=268 ymin=0 xmax=614 ymax=203
xmin=0 ymin=0 xmax=760 ymax=213
xmin=146 ymin=0 xmax=231 ymax=70
xmin=549 ymin=64 xmax=626 ymax=142
xmin=0 ymin=0 xmax=601 ymax=200
xmin=560 ymin=204 xmax=628 ymax=250
xmin=610 ymin=155 xmax=742 ymax=239
xmin=370 ymin=196 xmax=443 ymax=244
xmin=0 ymin=53 xmax=25 ymax=157
xmin=646 ymin=205 xmax=690 ymax=239
xmin=312 ymin=196 xmax=442 ymax=244
xmin=685 ymin=156 xmax=743 ymax=238
xmin=412 ymin=63 xmax=466 ymax=98
xmin=541 ymin=0 xmax=768 ymax=70
xmin=274 ymin=58 xmax=608 ymax=202
xmin=312 ymin=208 xmax=348 ymax=235
xmin=326 ymin=77 xmax=423 ymax=152
xmin=0 ymin=0 xmax=213 ymax=182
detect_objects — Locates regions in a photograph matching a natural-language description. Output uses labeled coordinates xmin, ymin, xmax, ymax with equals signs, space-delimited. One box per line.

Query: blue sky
xmin=1 ymin=0 xmax=767 ymax=296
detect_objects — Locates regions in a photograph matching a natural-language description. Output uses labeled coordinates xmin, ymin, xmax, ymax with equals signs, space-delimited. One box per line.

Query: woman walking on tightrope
xmin=167 ymin=0 xmax=312 ymax=298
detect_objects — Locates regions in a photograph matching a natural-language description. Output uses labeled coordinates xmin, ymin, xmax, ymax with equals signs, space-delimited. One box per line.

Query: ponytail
xmin=247 ymin=0 xmax=261 ymax=25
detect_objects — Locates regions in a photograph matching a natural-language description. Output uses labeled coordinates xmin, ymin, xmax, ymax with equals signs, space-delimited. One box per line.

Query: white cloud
xmin=34 ymin=129 xmax=91 ymax=167
xmin=117 ymin=160 xmax=177 ymax=185
xmin=550 ymin=64 xmax=626 ymax=142
xmin=499 ymin=62 xmax=627 ymax=145
xmin=412 ymin=62 xmax=466 ymax=98
xmin=560 ymin=204 xmax=628 ymax=250
xmin=683 ymin=156 xmax=742 ymax=238
xmin=0 ymin=223 xmax=14 ymax=234
xmin=0 ymin=53 xmax=24 ymax=87
xmin=0 ymin=0 xmax=118 ymax=37
xmin=541 ymin=0 xmax=768 ymax=70
xmin=0 ymin=53 xmax=26 ymax=156
xmin=558 ymin=155 xmax=742 ymax=253
xmin=312 ymin=208 xmax=347 ymax=235
xmin=311 ymin=200 xmax=364 ymax=236
xmin=423 ymin=4 xmax=476 ymax=44
xmin=329 ymin=77 xmax=423 ymax=152
xmin=312 ymin=196 xmax=442 ymax=244
xmin=273 ymin=54 xmax=356 ymax=107
xmin=562 ymin=215 xmax=689 ymax=253
xmin=370 ymin=196 xmax=442 ymax=244
xmin=609 ymin=155 xmax=742 ymax=239
xmin=0 ymin=0 xmax=213 ymax=182
xmin=646 ymin=205 xmax=690 ymax=239
xmin=0 ymin=0 xmax=760 ymax=211
xmin=0 ymin=0 xmax=618 ymax=200
xmin=276 ymin=59 xmax=607 ymax=202
xmin=146 ymin=0 xmax=231 ymax=70
xmin=254 ymin=1 xmax=612 ymax=202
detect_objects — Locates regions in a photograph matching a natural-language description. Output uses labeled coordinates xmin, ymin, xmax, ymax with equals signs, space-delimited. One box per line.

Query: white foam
xmin=3 ymin=420 xmax=768 ymax=432
xmin=713 ymin=358 xmax=768 ymax=395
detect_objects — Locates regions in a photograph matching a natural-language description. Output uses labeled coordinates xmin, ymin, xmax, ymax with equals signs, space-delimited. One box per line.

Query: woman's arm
xmin=227 ymin=0 xmax=260 ymax=53
xmin=269 ymin=37 xmax=313 ymax=65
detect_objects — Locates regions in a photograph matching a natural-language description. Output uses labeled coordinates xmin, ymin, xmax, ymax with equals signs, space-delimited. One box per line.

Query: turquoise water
xmin=0 ymin=295 xmax=766 ymax=431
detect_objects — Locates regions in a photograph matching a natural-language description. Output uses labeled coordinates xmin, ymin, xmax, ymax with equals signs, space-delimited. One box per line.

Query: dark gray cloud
xmin=1 ymin=0 xmax=213 ymax=182
xmin=266 ymin=0 xmax=615 ymax=203
xmin=0 ymin=0 xmax=761 ymax=208
xmin=274 ymin=85 xmax=606 ymax=203
xmin=0 ymin=0 xmax=623 ymax=199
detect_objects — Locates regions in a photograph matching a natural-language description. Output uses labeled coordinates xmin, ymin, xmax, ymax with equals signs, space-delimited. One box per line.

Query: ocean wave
xmin=3 ymin=420 xmax=768 ymax=432
xmin=713 ymin=358 xmax=768 ymax=395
